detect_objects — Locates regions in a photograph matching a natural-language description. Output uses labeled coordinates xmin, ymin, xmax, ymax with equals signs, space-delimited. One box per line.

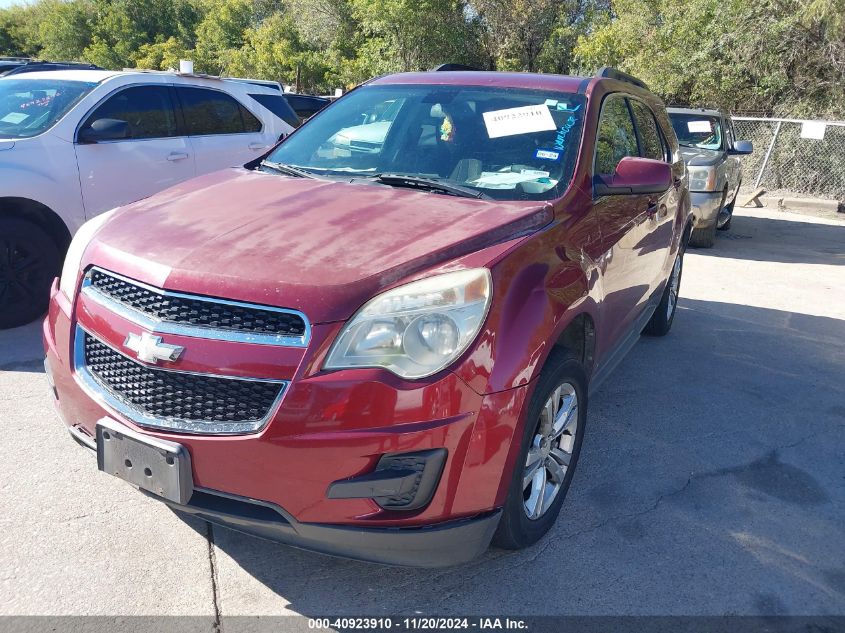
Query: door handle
xmin=167 ymin=152 xmax=189 ymax=161
xmin=248 ymin=143 xmax=267 ymax=150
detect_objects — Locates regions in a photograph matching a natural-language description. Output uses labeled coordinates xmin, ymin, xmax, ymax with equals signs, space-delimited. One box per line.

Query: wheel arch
xmin=551 ymin=312 xmax=596 ymax=378
xmin=0 ymin=197 xmax=72 ymax=255
xmin=680 ymin=190 xmax=694 ymax=249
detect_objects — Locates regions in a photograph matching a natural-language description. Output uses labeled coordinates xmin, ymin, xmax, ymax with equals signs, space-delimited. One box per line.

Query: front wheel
xmin=643 ymin=250 xmax=683 ymax=337
xmin=493 ymin=350 xmax=587 ymax=550
xmin=0 ymin=217 xmax=61 ymax=330
xmin=717 ymin=191 xmax=737 ymax=231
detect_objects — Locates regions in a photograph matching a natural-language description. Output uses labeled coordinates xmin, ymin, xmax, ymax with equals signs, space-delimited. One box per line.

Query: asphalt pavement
xmin=1 ymin=206 xmax=843 ymax=621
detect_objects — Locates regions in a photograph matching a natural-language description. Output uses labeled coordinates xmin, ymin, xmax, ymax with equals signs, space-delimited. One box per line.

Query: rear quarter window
xmin=248 ymin=93 xmax=300 ymax=128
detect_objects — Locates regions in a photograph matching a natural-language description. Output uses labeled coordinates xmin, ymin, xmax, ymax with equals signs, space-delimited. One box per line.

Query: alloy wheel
xmin=0 ymin=238 xmax=45 ymax=309
xmin=522 ymin=382 xmax=579 ymax=520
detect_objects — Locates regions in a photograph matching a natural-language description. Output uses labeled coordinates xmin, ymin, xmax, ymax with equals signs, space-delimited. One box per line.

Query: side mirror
xmin=78 ymin=118 xmax=130 ymax=144
xmin=730 ymin=140 xmax=753 ymax=155
xmin=594 ymin=156 xmax=673 ymax=196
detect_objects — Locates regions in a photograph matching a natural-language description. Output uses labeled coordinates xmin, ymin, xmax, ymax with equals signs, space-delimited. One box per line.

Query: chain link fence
xmin=731 ymin=117 xmax=845 ymax=202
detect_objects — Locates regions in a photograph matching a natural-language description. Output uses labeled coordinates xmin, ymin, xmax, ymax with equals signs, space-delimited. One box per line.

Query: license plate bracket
xmin=96 ymin=418 xmax=193 ymax=505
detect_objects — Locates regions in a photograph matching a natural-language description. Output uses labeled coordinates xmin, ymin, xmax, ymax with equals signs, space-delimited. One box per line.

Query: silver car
xmin=668 ymin=107 xmax=753 ymax=247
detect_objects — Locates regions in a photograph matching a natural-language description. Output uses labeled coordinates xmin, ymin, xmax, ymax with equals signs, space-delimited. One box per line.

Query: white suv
xmin=0 ymin=69 xmax=299 ymax=328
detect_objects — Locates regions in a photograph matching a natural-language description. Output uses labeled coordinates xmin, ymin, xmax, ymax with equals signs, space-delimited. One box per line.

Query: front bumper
xmin=165 ymin=487 xmax=501 ymax=567
xmin=690 ymin=191 xmax=724 ymax=229
xmin=44 ymin=279 xmax=530 ymax=566
xmin=69 ymin=434 xmax=500 ymax=567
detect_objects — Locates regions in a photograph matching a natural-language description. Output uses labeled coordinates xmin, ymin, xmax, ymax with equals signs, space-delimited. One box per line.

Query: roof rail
xmin=122 ymin=68 xmax=224 ymax=81
xmin=595 ymin=66 xmax=648 ymax=90
xmin=227 ymin=77 xmax=282 ymax=91
xmin=430 ymin=63 xmax=479 ymax=72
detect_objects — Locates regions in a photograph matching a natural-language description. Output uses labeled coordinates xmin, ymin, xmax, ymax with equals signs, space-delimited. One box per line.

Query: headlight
xmin=324 ymin=268 xmax=492 ymax=379
xmin=58 ymin=209 xmax=117 ymax=298
xmin=687 ymin=166 xmax=717 ymax=192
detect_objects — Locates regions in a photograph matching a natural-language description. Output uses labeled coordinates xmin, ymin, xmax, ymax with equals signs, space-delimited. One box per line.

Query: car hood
xmin=88 ymin=168 xmax=551 ymax=323
xmin=679 ymin=145 xmax=723 ymax=166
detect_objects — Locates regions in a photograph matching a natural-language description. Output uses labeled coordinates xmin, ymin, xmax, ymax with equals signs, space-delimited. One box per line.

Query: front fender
xmin=0 ymin=138 xmax=85 ymax=233
xmin=453 ymin=228 xmax=596 ymax=395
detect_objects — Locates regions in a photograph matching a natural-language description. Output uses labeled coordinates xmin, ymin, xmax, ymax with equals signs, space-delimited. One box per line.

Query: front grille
xmin=82 ymin=333 xmax=284 ymax=433
xmin=87 ymin=268 xmax=307 ymax=339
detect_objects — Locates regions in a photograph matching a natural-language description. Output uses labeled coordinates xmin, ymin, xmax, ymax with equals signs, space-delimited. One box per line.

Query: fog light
xmin=326 ymin=448 xmax=447 ymax=511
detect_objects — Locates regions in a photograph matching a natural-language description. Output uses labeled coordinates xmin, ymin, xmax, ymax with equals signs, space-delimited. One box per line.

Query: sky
xmin=0 ymin=0 xmax=22 ymax=8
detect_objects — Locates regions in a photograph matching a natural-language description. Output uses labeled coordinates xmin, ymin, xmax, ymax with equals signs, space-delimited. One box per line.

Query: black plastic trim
xmin=327 ymin=448 xmax=447 ymax=511
xmin=158 ymin=486 xmax=501 ymax=567
xmin=595 ymin=66 xmax=649 ymax=90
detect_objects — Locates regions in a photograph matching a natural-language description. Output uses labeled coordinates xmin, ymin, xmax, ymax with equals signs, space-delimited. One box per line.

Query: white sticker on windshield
xmin=1 ymin=112 xmax=28 ymax=124
xmin=687 ymin=120 xmax=712 ymax=133
xmin=483 ymin=105 xmax=557 ymax=139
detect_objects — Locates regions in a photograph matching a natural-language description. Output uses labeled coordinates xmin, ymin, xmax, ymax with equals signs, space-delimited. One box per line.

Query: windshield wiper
xmin=372 ymin=174 xmax=488 ymax=200
xmin=259 ymin=160 xmax=318 ymax=179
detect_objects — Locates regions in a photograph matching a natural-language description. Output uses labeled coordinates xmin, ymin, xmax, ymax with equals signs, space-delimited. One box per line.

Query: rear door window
xmin=176 ymin=87 xmax=262 ymax=136
xmin=285 ymin=95 xmax=327 ymax=119
xmin=82 ymin=85 xmax=177 ymax=140
xmin=248 ymin=93 xmax=300 ymax=128
xmin=629 ymin=99 xmax=667 ymax=161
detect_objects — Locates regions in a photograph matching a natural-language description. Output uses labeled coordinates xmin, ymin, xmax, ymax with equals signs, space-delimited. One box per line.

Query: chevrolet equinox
xmin=44 ymin=67 xmax=692 ymax=567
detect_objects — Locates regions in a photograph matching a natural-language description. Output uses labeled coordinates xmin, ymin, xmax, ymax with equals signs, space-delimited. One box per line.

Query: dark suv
xmin=0 ymin=58 xmax=103 ymax=76
xmin=44 ymin=67 xmax=692 ymax=566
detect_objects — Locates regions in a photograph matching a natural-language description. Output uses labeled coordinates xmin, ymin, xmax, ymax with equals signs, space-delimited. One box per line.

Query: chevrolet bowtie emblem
xmin=124 ymin=332 xmax=184 ymax=364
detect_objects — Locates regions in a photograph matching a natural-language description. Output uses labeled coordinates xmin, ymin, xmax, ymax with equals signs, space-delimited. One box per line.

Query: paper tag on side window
xmin=483 ymin=105 xmax=557 ymax=139
xmin=687 ymin=120 xmax=712 ymax=133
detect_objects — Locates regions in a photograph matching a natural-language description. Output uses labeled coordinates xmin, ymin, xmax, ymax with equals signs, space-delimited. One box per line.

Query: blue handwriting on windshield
xmin=553 ymin=115 xmax=578 ymax=151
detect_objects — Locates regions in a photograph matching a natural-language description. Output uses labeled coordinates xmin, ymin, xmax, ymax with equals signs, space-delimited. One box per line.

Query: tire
xmin=718 ymin=192 xmax=736 ymax=231
xmin=0 ymin=217 xmax=61 ymax=329
xmin=688 ymin=222 xmax=716 ymax=248
xmin=493 ymin=349 xmax=587 ymax=550
xmin=643 ymin=250 xmax=683 ymax=337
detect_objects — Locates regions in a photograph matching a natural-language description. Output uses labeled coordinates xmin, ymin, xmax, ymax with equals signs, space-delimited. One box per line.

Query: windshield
xmin=266 ymin=84 xmax=587 ymax=201
xmin=0 ymin=79 xmax=96 ymax=139
xmin=669 ymin=112 xmax=723 ymax=151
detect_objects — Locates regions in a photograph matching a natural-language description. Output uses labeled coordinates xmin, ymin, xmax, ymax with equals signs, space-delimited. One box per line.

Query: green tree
xmin=35 ymin=0 xmax=94 ymax=61
xmin=192 ymin=0 xmax=254 ymax=74
xmin=134 ymin=36 xmax=191 ymax=71
xmin=227 ymin=11 xmax=330 ymax=91
xmin=471 ymin=0 xmax=559 ymax=71
xmin=81 ymin=0 xmax=201 ymax=69
xmin=573 ymin=0 xmax=845 ymax=117
xmin=351 ymin=0 xmax=483 ymax=73
xmin=0 ymin=5 xmax=42 ymax=57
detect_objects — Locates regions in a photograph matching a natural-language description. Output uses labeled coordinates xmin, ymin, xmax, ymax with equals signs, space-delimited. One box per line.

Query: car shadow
xmin=694 ymin=211 xmax=845 ymax=266
xmin=197 ymin=298 xmax=845 ymax=616
xmin=0 ymin=320 xmax=45 ymax=373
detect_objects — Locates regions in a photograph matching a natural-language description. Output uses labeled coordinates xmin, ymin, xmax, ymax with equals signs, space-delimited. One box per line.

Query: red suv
xmin=43 ymin=67 xmax=691 ymax=567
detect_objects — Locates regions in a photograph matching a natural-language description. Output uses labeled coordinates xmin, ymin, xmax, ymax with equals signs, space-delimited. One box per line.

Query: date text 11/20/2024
xmin=307 ymin=618 xmax=529 ymax=630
